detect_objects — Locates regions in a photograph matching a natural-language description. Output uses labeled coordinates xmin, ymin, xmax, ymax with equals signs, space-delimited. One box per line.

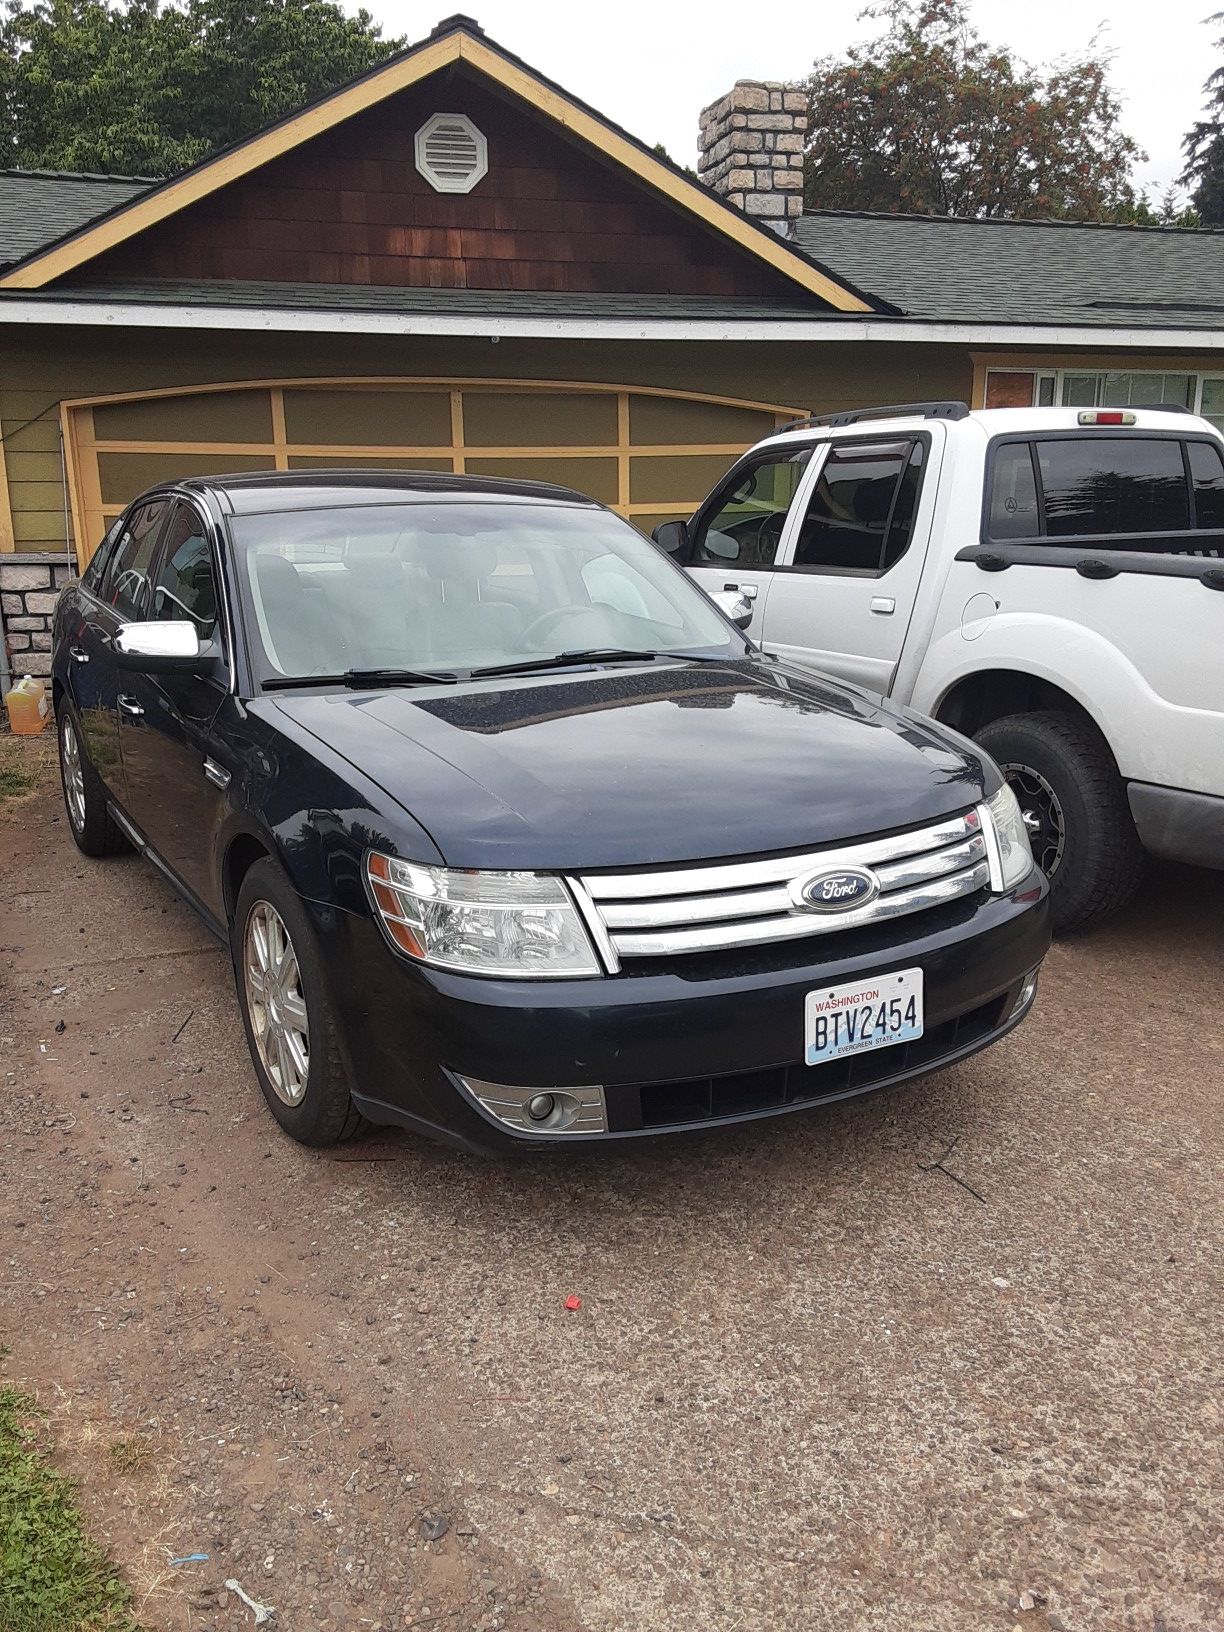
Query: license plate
xmin=804 ymin=967 xmax=924 ymax=1066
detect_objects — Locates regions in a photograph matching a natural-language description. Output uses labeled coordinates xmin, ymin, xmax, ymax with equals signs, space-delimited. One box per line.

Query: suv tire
xmin=977 ymin=710 xmax=1145 ymax=935
xmin=57 ymin=703 xmax=129 ymax=858
xmin=232 ymin=857 xmax=367 ymax=1145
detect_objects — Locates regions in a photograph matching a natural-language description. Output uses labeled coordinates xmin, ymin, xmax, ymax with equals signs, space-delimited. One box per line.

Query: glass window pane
xmin=793 ymin=441 xmax=908 ymax=572
xmin=880 ymin=442 xmax=925 ymax=571
xmin=689 ymin=448 xmax=812 ymax=567
xmin=1037 ymin=375 xmax=1057 ymax=407
xmin=1035 ymin=437 xmax=1191 ymax=539
xmin=152 ymin=504 xmax=218 ymax=637
xmin=1200 ymin=378 xmax=1224 ymax=433
xmin=988 ymin=443 xmax=1040 ymax=538
xmin=101 ymin=497 xmax=172 ymax=619
xmin=1061 ymin=375 xmax=1099 ymax=407
xmin=1189 ymin=440 xmax=1224 ymax=530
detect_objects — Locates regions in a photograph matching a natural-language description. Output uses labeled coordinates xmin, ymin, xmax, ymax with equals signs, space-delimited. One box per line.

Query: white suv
xmin=659 ymin=402 xmax=1224 ymax=932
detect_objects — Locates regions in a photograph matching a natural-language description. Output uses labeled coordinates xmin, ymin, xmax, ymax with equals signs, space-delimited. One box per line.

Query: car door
xmin=67 ymin=497 xmax=173 ymax=805
xmin=681 ymin=444 xmax=815 ymax=635
xmin=116 ymin=498 xmax=232 ymax=910
xmin=760 ymin=430 xmax=943 ymax=694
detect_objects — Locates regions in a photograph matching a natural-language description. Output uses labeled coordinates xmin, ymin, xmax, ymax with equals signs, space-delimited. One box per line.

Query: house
xmin=2 ymin=12 xmax=1222 ymax=672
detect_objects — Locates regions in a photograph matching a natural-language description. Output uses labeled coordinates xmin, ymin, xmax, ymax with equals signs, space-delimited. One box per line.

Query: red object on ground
xmin=564 ymin=1295 xmax=582 ymax=1311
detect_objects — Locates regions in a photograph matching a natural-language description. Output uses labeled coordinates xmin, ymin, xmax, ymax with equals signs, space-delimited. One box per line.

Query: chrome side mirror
xmin=113 ymin=620 xmax=204 ymax=670
xmin=710 ymin=590 xmax=754 ymax=630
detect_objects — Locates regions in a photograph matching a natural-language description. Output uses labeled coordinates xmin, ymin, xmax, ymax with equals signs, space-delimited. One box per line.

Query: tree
xmin=1181 ymin=10 xmax=1224 ymax=225
xmin=0 ymin=0 xmax=403 ymax=176
xmin=800 ymin=0 xmax=1144 ymax=221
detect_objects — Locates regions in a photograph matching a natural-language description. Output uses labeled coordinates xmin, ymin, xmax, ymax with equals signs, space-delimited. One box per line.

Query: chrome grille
xmin=570 ymin=811 xmax=990 ymax=965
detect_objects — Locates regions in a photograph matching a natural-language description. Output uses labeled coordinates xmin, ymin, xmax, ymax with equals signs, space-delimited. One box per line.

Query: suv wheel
xmin=57 ymin=705 xmax=128 ymax=857
xmin=232 ymin=857 xmax=366 ymax=1144
xmin=976 ymin=710 xmax=1145 ymax=935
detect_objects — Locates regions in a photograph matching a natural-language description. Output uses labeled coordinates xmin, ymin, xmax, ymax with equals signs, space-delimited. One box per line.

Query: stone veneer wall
xmin=697 ymin=81 xmax=808 ymax=227
xmin=1 ymin=553 xmax=75 ymax=689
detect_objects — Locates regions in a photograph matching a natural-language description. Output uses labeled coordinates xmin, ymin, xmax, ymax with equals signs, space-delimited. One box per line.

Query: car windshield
xmin=233 ymin=498 xmax=741 ymax=682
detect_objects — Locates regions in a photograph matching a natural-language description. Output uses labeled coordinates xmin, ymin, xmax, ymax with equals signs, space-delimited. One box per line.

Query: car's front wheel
xmin=232 ymin=857 xmax=365 ymax=1144
xmin=57 ymin=704 xmax=128 ymax=858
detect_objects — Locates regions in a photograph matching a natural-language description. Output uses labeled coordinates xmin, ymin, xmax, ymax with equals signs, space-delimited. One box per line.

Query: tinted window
xmin=1036 ymin=438 xmax=1190 ymax=538
xmin=690 ymin=449 xmax=811 ymax=568
xmin=793 ymin=439 xmax=922 ymax=573
xmin=1189 ymin=440 xmax=1224 ymax=530
xmin=152 ymin=504 xmax=218 ymax=637
xmin=101 ymin=497 xmax=171 ymax=619
xmin=81 ymin=519 xmax=124 ymax=593
xmin=989 ymin=442 xmax=1040 ymax=539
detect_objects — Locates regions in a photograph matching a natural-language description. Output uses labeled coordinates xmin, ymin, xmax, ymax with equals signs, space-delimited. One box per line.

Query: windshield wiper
xmin=262 ymin=667 xmax=459 ymax=691
xmin=467 ymin=648 xmax=728 ymax=680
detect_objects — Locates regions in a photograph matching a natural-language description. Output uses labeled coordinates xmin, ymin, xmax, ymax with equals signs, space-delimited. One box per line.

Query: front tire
xmin=57 ymin=704 xmax=127 ymax=858
xmin=976 ymin=710 xmax=1145 ymax=934
xmin=232 ymin=857 xmax=364 ymax=1144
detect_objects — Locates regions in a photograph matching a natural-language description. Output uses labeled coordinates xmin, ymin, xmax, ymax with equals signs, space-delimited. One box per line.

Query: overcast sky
xmin=370 ymin=0 xmax=1219 ymax=203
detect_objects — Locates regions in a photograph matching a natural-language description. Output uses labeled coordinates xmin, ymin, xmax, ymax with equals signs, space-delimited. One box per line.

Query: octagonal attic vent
xmin=415 ymin=113 xmax=488 ymax=194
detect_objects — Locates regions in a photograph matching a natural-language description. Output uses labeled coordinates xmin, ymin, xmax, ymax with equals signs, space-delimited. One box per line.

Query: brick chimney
xmin=698 ymin=81 xmax=807 ymax=232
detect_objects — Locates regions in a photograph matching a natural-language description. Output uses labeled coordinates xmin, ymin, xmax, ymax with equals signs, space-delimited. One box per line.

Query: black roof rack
xmin=772 ymin=401 xmax=971 ymax=435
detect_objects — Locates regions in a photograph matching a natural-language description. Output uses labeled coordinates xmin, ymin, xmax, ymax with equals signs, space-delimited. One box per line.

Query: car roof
xmin=164 ymin=468 xmax=602 ymax=515
xmin=757 ymin=403 xmax=1217 ymax=451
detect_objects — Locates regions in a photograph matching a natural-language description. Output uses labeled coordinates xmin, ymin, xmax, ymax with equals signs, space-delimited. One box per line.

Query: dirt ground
xmin=1 ymin=738 xmax=1221 ymax=1632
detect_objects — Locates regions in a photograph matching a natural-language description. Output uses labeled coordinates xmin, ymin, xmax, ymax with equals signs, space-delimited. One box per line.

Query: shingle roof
xmin=0 ymin=170 xmax=156 ymax=271
xmin=793 ymin=210 xmax=1224 ymax=329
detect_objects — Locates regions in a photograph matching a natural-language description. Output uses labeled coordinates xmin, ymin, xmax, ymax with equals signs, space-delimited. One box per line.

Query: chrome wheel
xmin=61 ymin=716 xmax=87 ymax=833
xmin=243 ymin=902 xmax=310 ymax=1105
xmin=1003 ymin=761 xmax=1066 ymax=877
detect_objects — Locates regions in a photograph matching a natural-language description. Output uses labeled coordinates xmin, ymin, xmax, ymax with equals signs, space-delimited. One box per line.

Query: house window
xmin=984 ymin=367 xmax=1224 ymax=432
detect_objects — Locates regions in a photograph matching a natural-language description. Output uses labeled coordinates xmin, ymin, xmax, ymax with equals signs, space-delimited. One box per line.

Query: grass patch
xmin=0 ymin=765 xmax=38 ymax=798
xmin=0 ymin=730 xmax=55 ymax=802
xmin=103 ymin=1437 xmax=152 ymax=1478
xmin=0 ymin=1382 xmax=142 ymax=1632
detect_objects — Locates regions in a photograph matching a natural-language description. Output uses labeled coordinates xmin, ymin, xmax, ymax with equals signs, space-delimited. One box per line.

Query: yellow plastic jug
xmin=4 ymin=674 xmax=50 ymax=735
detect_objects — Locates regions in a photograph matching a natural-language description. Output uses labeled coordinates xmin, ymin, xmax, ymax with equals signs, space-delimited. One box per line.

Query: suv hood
xmin=271 ymin=660 xmax=990 ymax=871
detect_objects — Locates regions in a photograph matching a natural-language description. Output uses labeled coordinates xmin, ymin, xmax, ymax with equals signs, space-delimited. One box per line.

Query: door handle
xmin=69 ymin=645 xmax=90 ymax=664
xmin=870 ymin=597 xmax=896 ymax=615
xmin=117 ymin=695 xmax=145 ymax=718
xmin=723 ymin=581 xmax=758 ymax=599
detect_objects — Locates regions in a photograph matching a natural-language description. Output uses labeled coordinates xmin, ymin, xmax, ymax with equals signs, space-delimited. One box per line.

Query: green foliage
xmin=0 ymin=0 xmax=403 ymax=176
xmin=800 ymin=0 xmax=1144 ymax=221
xmin=1181 ymin=10 xmax=1224 ymax=225
xmin=0 ymin=1384 xmax=142 ymax=1632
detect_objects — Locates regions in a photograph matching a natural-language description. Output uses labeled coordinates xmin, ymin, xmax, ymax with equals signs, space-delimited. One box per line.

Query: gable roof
xmin=0 ymin=170 xmax=154 ymax=272
xmin=794 ymin=210 xmax=1224 ymax=330
xmin=0 ymin=15 xmax=881 ymax=313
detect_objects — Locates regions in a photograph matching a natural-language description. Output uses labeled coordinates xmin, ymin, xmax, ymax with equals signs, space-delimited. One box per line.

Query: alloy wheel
xmin=1002 ymin=761 xmax=1066 ymax=877
xmin=61 ymin=716 xmax=87 ymax=833
xmin=244 ymin=901 xmax=310 ymax=1105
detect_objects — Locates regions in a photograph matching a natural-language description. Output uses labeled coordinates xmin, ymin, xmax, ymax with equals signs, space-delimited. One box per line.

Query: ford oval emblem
xmin=796 ymin=866 xmax=879 ymax=913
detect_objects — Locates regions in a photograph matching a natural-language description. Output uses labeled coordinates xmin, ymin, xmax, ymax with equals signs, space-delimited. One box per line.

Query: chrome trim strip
xmin=873 ymin=832 xmax=986 ymax=891
xmin=976 ymin=801 xmax=1005 ymax=892
xmin=563 ymin=874 xmax=621 ymax=975
xmin=608 ymin=863 xmax=989 ymax=958
xmin=582 ymin=812 xmax=978 ymax=901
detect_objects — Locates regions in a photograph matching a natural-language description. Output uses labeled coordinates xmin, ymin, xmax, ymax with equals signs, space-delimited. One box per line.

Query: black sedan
xmin=52 ymin=472 xmax=1049 ymax=1153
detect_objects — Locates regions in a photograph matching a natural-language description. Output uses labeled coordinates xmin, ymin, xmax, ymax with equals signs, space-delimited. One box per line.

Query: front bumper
xmin=314 ymin=870 xmax=1050 ymax=1154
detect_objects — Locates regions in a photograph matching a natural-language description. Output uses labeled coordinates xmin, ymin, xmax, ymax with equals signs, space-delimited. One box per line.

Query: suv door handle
xmin=723 ymin=581 xmax=758 ymax=599
xmin=69 ymin=645 xmax=90 ymax=664
xmin=870 ymin=597 xmax=896 ymax=615
xmin=117 ymin=695 xmax=145 ymax=719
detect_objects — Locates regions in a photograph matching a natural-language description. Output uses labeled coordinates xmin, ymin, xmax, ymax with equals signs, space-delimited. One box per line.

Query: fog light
xmin=456 ymin=1076 xmax=608 ymax=1135
xmin=1009 ymin=967 xmax=1040 ymax=1019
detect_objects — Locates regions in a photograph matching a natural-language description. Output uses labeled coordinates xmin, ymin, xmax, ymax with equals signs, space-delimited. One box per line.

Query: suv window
xmin=101 ymin=496 xmax=172 ymax=619
xmin=152 ymin=503 xmax=218 ymax=638
xmin=689 ymin=448 xmax=812 ymax=568
xmin=1036 ymin=437 xmax=1190 ymax=537
xmin=1188 ymin=440 xmax=1224 ymax=530
xmin=792 ymin=439 xmax=925 ymax=574
xmin=81 ymin=519 xmax=124 ymax=594
xmin=988 ymin=442 xmax=1040 ymax=539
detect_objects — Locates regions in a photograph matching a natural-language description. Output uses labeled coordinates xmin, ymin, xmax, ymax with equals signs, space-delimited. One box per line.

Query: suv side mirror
xmin=652 ymin=520 xmax=688 ymax=558
xmin=710 ymin=590 xmax=754 ymax=630
xmin=114 ymin=620 xmax=204 ymax=671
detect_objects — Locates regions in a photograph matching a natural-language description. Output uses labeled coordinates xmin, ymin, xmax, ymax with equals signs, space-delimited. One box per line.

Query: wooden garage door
xmin=61 ymin=378 xmax=803 ymax=567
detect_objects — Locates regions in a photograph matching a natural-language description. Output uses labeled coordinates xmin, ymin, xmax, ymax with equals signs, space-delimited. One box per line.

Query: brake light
xmin=1077 ymin=410 xmax=1135 ymax=426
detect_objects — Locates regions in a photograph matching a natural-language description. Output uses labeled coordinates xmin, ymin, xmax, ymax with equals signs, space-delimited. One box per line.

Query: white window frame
xmin=984 ymin=365 xmax=1224 ymax=431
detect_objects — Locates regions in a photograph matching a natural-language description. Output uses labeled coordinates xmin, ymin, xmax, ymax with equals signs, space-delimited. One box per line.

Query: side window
xmin=81 ymin=518 xmax=124 ymax=594
xmin=988 ymin=442 xmax=1040 ymax=539
xmin=1188 ymin=440 xmax=1224 ymax=531
xmin=101 ymin=497 xmax=171 ymax=620
xmin=792 ymin=439 xmax=923 ymax=574
xmin=1035 ymin=437 xmax=1190 ymax=538
xmin=689 ymin=448 xmax=812 ymax=568
xmin=151 ymin=503 xmax=218 ymax=638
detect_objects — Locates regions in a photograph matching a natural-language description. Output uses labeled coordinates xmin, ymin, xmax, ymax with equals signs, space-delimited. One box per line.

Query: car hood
xmin=270 ymin=660 xmax=990 ymax=871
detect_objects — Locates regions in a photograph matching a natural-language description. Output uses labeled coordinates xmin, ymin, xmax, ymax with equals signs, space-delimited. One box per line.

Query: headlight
xmin=366 ymin=852 xmax=601 ymax=977
xmin=982 ymin=782 xmax=1035 ymax=890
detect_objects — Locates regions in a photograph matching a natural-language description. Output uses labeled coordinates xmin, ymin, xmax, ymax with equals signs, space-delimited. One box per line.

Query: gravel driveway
xmin=1 ymin=747 xmax=1220 ymax=1632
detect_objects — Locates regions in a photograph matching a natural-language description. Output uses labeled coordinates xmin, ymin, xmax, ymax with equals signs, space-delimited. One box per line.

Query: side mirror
xmin=652 ymin=520 xmax=688 ymax=558
xmin=114 ymin=620 xmax=204 ymax=671
xmin=710 ymin=590 xmax=754 ymax=631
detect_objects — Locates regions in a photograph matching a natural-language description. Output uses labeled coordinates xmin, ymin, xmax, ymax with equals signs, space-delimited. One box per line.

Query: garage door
xmin=61 ymin=379 xmax=802 ymax=567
